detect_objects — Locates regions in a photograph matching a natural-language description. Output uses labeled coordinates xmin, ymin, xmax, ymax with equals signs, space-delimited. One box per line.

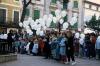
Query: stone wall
xmin=0 ymin=54 xmax=17 ymax=63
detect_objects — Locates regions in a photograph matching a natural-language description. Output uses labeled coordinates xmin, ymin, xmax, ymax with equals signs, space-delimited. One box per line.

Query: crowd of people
xmin=0 ymin=29 xmax=100 ymax=65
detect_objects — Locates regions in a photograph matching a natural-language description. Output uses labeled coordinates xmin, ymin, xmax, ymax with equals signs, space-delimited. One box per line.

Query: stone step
xmin=0 ymin=54 xmax=17 ymax=63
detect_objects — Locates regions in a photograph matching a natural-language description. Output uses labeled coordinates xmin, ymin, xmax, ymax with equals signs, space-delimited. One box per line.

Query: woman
xmin=59 ymin=33 xmax=67 ymax=63
xmin=90 ymin=33 xmax=96 ymax=58
xmin=43 ymin=36 xmax=51 ymax=59
xmin=95 ymin=36 xmax=100 ymax=60
xmin=65 ymin=31 xmax=76 ymax=65
xmin=32 ymin=39 xmax=38 ymax=56
xmin=38 ymin=37 xmax=45 ymax=56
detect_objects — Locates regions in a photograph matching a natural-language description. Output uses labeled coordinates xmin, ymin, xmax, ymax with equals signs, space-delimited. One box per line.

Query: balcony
xmin=0 ymin=17 xmax=20 ymax=28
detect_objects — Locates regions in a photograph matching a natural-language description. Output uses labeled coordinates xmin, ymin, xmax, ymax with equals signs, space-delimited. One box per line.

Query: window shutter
xmin=33 ymin=10 xmax=40 ymax=20
xmin=73 ymin=1 xmax=78 ymax=8
xmin=26 ymin=8 xmax=30 ymax=16
xmin=51 ymin=0 xmax=56 ymax=4
xmin=0 ymin=9 xmax=6 ymax=23
xmin=14 ymin=11 xmax=19 ymax=23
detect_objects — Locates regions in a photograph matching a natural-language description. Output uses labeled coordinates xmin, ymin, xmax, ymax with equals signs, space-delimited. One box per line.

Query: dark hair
xmin=9 ymin=30 xmax=13 ymax=33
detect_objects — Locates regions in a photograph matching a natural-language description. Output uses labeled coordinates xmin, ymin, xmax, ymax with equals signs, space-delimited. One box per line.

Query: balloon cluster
xmin=19 ymin=9 xmax=78 ymax=35
xmin=84 ymin=28 xmax=95 ymax=34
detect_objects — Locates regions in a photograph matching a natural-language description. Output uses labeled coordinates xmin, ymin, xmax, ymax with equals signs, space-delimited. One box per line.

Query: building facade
xmin=25 ymin=0 xmax=79 ymax=29
xmin=0 ymin=0 xmax=21 ymax=33
xmin=25 ymin=0 xmax=57 ymax=20
xmin=84 ymin=0 xmax=100 ymax=22
xmin=24 ymin=0 xmax=100 ymax=30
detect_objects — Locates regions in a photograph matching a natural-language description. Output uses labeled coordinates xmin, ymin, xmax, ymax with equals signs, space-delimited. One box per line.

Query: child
xmin=32 ymin=39 xmax=38 ymax=56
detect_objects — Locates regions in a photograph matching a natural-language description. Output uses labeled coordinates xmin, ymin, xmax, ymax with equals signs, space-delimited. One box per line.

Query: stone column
xmin=78 ymin=0 xmax=84 ymax=30
xmin=67 ymin=0 xmax=73 ymax=23
xmin=29 ymin=5 xmax=33 ymax=17
xmin=44 ymin=0 xmax=51 ymax=15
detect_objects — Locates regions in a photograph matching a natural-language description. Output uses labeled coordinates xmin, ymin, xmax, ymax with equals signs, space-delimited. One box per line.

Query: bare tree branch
xmin=23 ymin=0 xmax=26 ymax=6
xmin=20 ymin=0 xmax=31 ymax=22
xmin=26 ymin=0 xmax=32 ymax=7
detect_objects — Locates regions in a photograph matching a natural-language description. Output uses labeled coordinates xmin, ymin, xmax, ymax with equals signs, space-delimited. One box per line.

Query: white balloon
xmin=29 ymin=19 xmax=35 ymax=28
xmin=43 ymin=26 xmax=47 ymax=30
xmin=39 ymin=30 xmax=45 ymax=36
xmin=56 ymin=15 xmax=61 ymax=21
xmin=39 ymin=18 xmax=45 ymax=26
xmin=55 ymin=9 xmax=61 ymax=17
xmin=23 ymin=23 xmax=28 ymax=28
xmin=73 ymin=13 xmax=78 ymax=17
xmin=35 ymin=19 xmax=39 ymax=23
xmin=60 ymin=19 xmax=64 ymax=24
xmin=46 ymin=17 xmax=52 ymax=27
xmin=34 ymin=23 xmax=38 ymax=30
xmin=75 ymin=32 xmax=80 ymax=39
xmin=80 ymin=33 xmax=85 ymax=39
xmin=63 ymin=22 xmax=69 ymax=29
xmin=23 ymin=21 xmax=30 ymax=26
xmin=84 ymin=28 xmax=94 ymax=34
xmin=61 ymin=10 xmax=67 ymax=17
xmin=36 ymin=28 xmax=41 ymax=35
xmin=37 ymin=24 xmax=42 ymax=28
xmin=28 ymin=17 xmax=33 ymax=22
xmin=26 ymin=29 xmax=33 ymax=35
xmin=25 ymin=26 xmax=30 ymax=29
xmin=49 ymin=14 xmax=53 ymax=19
xmin=31 ymin=25 xmax=36 ymax=29
xmin=57 ymin=1 xmax=63 ymax=9
xmin=70 ymin=17 xmax=77 ymax=26
xmin=43 ymin=15 xmax=48 ymax=22
xmin=19 ymin=22 xmax=23 ymax=27
xmin=53 ymin=17 xmax=57 ymax=23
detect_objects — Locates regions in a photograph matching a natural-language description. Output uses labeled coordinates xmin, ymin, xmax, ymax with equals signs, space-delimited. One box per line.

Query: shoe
xmin=64 ymin=62 xmax=70 ymax=65
xmin=71 ymin=61 xmax=76 ymax=65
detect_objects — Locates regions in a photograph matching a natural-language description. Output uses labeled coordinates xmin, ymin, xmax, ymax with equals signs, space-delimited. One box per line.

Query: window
xmin=25 ymin=8 xmax=30 ymax=16
xmin=0 ymin=8 xmax=6 ymax=23
xmin=85 ymin=3 xmax=89 ymax=8
xmin=13 ymin=11 xmax=19 ymax=23
xmin=73 ymin=1 xmax=78 ymax=8
xmin=51 ymin=0 xmax=57 ymax=4
xmin=15 ymin=0 xmax=19 ymax=1
xmin=89 ymin=5 xmax=91 ymax=9
xmin=63 ymin=0 xmax=69 ymax=9
xmin=63 ymin=2 xmax=67 ymax=9
xmin=91 ymin=5 xmax=96 ymax=10
xmin=33 ymin=10 xmax=40 ymax=20
xmin=97 ymin=7 xmax=98 ymax=11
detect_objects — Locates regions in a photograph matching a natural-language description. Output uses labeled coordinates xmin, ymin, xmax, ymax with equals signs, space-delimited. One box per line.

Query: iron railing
xmin=0 ymin=17 xmax=20 ymax=28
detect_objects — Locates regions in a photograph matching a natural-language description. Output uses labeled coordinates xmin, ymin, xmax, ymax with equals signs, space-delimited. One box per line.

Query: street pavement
xmin=0 ymin=54 xmax=100 ymax=66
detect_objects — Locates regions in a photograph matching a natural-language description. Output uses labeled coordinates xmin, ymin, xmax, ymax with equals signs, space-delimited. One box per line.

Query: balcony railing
xmin=0 ymin=17 xmax=20 ymax=28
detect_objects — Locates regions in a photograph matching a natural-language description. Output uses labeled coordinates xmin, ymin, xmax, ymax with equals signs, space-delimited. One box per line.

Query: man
xmin=7 ymin=30 xmax=14 ymax=53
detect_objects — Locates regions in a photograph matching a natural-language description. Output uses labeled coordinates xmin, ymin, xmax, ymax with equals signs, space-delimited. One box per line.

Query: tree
xmin=86 ymin=15 xmax=100 ymax=31
xmin=20 ymin=0 xmax=31 ymax=22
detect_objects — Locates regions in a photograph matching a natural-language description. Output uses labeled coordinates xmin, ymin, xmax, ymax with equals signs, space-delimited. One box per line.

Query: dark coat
xmin=7 ymin=33 xmax=14 ymax=43
xmin=65 ymin=36 xmax=74 ymax=54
